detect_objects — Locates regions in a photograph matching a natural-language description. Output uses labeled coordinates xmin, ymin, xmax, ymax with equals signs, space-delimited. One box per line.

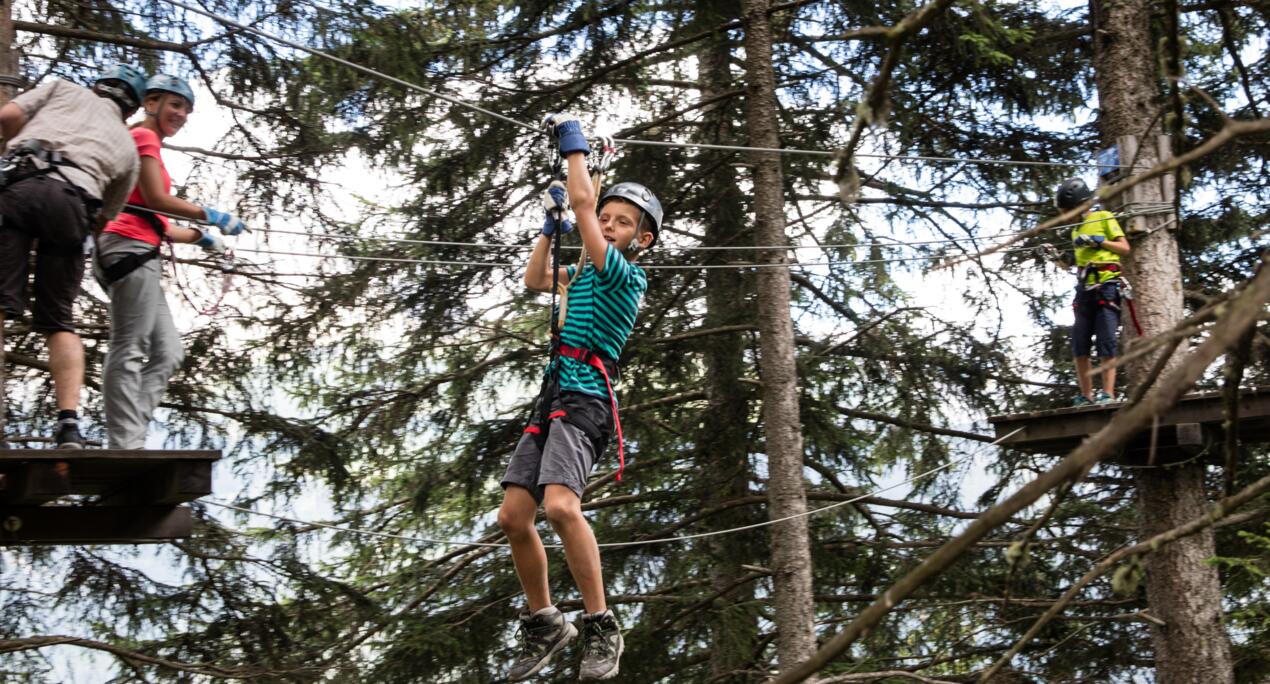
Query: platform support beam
xmin=0 ymin=506 xmax=193 ymax=545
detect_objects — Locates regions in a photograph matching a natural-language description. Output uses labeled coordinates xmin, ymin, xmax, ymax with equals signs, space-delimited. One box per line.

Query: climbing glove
xmin=195 ymin=228 xmax=227 ymax=254
xmin=1073 ymin=234 xmax=1106 ymax=248
xmin=541 ymin=180 xmax=574 ymax=236
xmin=202 ymin=206 xmax=247 ymax=236
xmin=543 ymin=113 xmax=591 ymax=157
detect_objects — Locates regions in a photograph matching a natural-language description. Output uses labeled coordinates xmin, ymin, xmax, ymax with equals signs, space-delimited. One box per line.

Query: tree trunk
xmin=0 ymin=0 xmax=15 ymax=448
xmin=1090 ymin=0 xmax=1234 ymax=680
xmin=739 ymin=0 xmax=818 ymax=674
xmin=696 ymin=6 xmax=761 ymax=681
xmin=0 ymin=0 xmax=15 ymax=102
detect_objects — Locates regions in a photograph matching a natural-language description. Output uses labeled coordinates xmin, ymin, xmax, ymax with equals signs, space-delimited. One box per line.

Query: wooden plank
xmin=0 ymin=505 xmax=192 ymax=545
xmin=988 ymin=387 xmax=1270 ymax=458
xmin=0 ymin=449 xmax=220 ymax=461
xmin=0 ymin=450 xmax=220 ymax=504
xmin=1 ymin=461 xmax=71 ymax=505
xmin=97 ymin=461 xmax=213 ymax=505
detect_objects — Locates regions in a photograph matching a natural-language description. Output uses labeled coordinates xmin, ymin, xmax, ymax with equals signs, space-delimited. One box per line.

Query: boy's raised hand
xmin=543 ymin=112 xmax=591 ymax=157
xmin=541 ymin=180 xmax=574 ymax=236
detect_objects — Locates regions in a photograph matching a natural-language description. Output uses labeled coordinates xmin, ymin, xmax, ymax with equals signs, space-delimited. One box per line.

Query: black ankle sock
xmin=57 ymin=410 xmax=78 ymax=423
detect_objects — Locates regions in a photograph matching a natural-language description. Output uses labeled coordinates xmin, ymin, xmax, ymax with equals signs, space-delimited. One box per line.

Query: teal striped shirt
xmin=551 ymin=244 xmax=647 ymax=399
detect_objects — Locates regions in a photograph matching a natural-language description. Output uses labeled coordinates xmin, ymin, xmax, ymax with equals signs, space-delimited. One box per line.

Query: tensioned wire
xmin=156 ymin=0 xmax=1131 ymax=171
xmin=224 ymin=205 xmax=1173 ymax=269
xmin=232 ymin=205 xmax=1176 ymax=253
xmin=229 ymin=244 xmax=1048 ymax=270
xmin=204 ymin=427 xmax=1023 ymax=550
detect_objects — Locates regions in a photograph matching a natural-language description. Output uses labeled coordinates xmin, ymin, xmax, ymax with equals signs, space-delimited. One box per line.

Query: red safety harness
xmin=523 ymin=342 xmax=626 ymax=481
xmin=559 ymin=344 xmax=625 ymax=481
xmin=1080 ymin=263 xmax=1145 ymax=336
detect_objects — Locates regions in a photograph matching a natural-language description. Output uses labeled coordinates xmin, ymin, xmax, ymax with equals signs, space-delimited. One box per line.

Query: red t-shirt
xmin=103 ymin=127 xmax=170 ymax=245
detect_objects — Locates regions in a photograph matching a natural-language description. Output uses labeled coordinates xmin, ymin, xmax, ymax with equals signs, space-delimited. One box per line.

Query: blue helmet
xmin=599 ymin=182 xmax=663 ymax=246
xmin=145 ymin=74 xmax=195 ymax=109
xmin=93 ymin=64 xmax=147 ymax=111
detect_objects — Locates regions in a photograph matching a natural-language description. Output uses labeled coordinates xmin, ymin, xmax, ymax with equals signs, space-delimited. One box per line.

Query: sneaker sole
xmin=55 ymin=443 xmax=83 ymax=449
xmin=580 ymin=632 xmax=624 ymax=681
xmin=510 ymin=622 xmax=577 ymax=681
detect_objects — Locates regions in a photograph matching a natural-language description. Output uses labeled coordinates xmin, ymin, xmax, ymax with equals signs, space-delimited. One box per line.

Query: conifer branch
xmin=950 ymin=116 xmax=1270 ymax=265
xmin=978 ymin=482 xmax=1270 ymax=682
xmin=768 ymin=252 xmax=1270 ymax=684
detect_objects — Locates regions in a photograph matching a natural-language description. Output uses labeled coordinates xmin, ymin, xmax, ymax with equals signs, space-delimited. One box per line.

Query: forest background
xmin=0 ymin=0 xmax=1267 ymax=681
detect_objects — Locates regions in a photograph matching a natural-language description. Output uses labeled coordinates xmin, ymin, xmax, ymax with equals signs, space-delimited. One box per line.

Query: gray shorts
xmin=502 ymin=391 xmax=613 ymax=502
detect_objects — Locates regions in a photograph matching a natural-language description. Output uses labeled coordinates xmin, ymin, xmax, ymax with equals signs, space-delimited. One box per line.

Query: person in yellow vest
xmin=1056 ymin=178 xmax=1131 ymax=405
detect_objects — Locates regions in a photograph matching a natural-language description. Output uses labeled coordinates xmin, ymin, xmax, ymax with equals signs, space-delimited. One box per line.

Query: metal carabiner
xmin=590 ymin=135 xmax=617 ymax=175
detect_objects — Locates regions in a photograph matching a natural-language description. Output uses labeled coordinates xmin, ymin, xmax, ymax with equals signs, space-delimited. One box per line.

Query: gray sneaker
xmin=508 ymin=606 xmax=576 ymax=681
xmin=578 ymin=610 xmax=623 ymax=681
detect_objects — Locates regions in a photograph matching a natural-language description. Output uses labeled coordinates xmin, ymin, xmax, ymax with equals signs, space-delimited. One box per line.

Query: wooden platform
xmin=0 ymin=449 xmax=219 ymax=545
xmin=988 ymin=387 xmax=1270 ymax=465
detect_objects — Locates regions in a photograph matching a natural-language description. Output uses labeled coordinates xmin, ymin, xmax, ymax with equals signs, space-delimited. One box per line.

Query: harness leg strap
xmin=557 ymin=344 xmax=626 ymax=481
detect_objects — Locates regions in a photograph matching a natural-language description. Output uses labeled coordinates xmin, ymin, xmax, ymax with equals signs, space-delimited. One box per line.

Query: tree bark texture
xmin=0 ymin=2 xmax=14 ymax=101
xmin=697 ymin=6 xmax=761 ymax=678
xmin=1133 ymin=464 xmax=1232 ymax=684
xmin=740 ymin=0 xmax=819 ymax=673
xmin=0 ymin=0 xmax=15 ymax=447
xmin=1091 ymin=0 xmax=1234 ymax=680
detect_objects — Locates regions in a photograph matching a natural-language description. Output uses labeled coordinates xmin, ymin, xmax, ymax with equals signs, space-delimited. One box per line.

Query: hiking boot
xmin=1093 ymin=389 xmax=1117 ymax=404
xmin=508 ymin=606 xmax=576 ymax=681
xmin=578 ymin=609 xmax=623 ymax=681
xmin=54 ymin=421 xmax=84 ymax=449
xmin=1071 ymin=394 xmax=1093 ymax=407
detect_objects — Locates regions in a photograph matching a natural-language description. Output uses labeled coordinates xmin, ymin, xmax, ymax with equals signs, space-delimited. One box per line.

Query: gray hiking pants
xmin=96 ymin=233 xmax=184 ymax=450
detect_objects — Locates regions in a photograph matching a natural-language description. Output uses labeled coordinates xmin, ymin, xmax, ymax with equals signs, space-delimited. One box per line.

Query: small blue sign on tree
xmin=1097 ymin=145 xmax=1121 ymax=179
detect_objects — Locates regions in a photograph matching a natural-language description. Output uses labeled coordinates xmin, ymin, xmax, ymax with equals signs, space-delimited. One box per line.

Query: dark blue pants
xmin=1072 ymin=281 xmax=1121 ymax=358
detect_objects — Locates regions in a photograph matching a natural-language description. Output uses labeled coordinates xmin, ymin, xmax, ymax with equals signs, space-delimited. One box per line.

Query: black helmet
xmin=599 ymin=182 xmax=663 ymax=247
xmin=93 ymin=64 xmax=148 ymax=112
xmin=1055 ymin=178 xmax=1093 ymax=210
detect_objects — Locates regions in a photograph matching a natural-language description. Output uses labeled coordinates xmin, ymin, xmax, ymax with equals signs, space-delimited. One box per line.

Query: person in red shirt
xmin=95 ymin=74 xmax=247 ymax=449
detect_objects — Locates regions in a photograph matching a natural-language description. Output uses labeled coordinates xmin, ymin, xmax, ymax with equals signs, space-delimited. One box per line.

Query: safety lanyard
xmin=555 ymin=137 xmax=616 ymax=330
xmin=547 ymin=147 xmax=566 ymax=366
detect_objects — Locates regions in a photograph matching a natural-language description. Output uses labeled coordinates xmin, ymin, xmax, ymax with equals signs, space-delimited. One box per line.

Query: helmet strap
xmin=624 ymin=212 xmax=647 ymax=256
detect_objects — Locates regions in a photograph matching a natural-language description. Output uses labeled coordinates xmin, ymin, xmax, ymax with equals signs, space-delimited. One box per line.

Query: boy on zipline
xmin=1055 ymin=178 xmax=1131 ymax=405
xmin=498 ymin=113 xmax=661 ymax=681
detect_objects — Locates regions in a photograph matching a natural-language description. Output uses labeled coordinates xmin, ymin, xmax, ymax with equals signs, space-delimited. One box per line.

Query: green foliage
xmin=2 ymin=0 xmax=1267 ymax=682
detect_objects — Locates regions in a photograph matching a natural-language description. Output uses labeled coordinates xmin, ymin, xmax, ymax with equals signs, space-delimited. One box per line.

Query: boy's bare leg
xmin=47 ymin=331 xmax=83 ymax=412
xmin=1074 ymin=356 xmax=1093 ymax=400
xmin=542 ymin=484 xmax=606 ymax=613
xmin=499 ymin=485 xmax=552 ymax=612
xmin=1102 ymin=364 xmax=1117 ymax=397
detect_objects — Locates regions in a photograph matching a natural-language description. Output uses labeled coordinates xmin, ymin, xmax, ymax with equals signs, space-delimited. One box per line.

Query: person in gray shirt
xmin=0 ymin=64 xmax=144 ymax=447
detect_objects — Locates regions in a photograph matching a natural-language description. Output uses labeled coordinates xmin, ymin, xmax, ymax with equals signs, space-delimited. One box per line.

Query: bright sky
xmin=14 ymin=0 xmax=1260 ymax=678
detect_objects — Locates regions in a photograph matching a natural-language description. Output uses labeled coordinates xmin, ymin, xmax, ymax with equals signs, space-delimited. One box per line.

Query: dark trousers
xmin=0 ymin=175 xmax=90 ymax=334
xmin=1071 ymin=281 xmax=1121 ymax=358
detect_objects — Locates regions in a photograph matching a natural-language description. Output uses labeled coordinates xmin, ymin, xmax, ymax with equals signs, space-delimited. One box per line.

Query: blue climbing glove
xmin=201 ymin=206 xmax=247 ymax=236
xmin=1073 ymin=234 xmax=1106 ymax=248
xmin=195 ymin=228 xmax=227 ymax=254
xmin=543 ymin=112 xmax=591 ymax=157
xmin=541 ymin=180 xmax=574 ymax=236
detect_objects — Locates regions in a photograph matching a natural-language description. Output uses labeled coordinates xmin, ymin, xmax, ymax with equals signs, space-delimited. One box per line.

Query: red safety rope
xmin=1124 ymin=293 xmax=1145 ymax=337
xmin=557 ymin=344 xmax=626 ymax=481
